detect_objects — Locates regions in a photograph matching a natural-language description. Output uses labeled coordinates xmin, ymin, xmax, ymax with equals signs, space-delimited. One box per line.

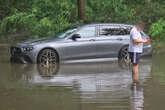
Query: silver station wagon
xmin=10 ymin=23 xmax=152 ymax=64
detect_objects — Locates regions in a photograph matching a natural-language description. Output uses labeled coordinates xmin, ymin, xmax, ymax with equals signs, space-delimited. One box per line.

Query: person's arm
xmin=131 ymin=29 xmax=148 ymax=44
xmin=133 ymin=39 xmax=148 ymax=44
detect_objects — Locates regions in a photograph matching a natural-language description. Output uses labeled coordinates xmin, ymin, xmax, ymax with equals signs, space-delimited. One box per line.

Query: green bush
xmin=149 ymin=18 xmax=165 ymax=42
xmin=0 ymin=0 xmax=78 ymax=38
xmin=0 ymin=11 xmax=37 ymax=33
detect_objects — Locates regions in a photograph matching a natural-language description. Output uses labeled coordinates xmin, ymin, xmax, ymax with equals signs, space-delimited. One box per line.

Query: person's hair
xmin=136 ymin=20 xmax=145 ymax=28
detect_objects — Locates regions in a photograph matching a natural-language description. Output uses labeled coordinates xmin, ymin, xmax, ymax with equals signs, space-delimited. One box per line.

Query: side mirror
xmin=71 ymin=34 xmax=81 ymax=41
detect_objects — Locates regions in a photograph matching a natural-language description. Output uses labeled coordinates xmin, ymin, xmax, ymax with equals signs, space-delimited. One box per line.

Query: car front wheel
xmin=37 ymin=49 xmax=59 ymax=65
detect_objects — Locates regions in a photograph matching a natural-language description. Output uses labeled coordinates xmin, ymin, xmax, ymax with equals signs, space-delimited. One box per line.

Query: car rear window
xmin=99 ymin=26 xmax=130 ymax=36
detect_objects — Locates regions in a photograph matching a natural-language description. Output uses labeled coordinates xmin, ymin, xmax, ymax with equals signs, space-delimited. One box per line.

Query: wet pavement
xmin=0 ymin=46 xmax=165 ymax=110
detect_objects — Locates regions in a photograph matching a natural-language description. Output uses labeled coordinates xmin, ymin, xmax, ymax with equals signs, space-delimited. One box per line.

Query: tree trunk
xmin=77 ymin=0 xmax=85 ymax=22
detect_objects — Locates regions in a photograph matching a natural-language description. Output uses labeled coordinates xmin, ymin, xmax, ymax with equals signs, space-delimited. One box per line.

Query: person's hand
xmin=143 ymin=37 xmax=151 ymax=43
xmin=143 ymin=39 xmax=148 ymax=43
xmin=147 ymin=37 xmax=151 ymax=41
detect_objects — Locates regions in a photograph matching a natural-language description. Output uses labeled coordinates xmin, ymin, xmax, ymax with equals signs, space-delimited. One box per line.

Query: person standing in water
xmin=128 ymin=21 xmax=149 ymax=83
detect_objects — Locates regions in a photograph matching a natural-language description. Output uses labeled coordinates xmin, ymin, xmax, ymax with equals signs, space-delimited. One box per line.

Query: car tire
xmin=37 ymin=49 xmax=59 ymax=65
xmin=118 ymin=46 xmax=130 ymax=62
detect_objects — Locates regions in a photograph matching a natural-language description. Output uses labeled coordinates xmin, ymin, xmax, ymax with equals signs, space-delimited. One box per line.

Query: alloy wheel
xmin=38 ymin=49 xmax=58 ymax=66
xmin=119 ymin=46 xmax=130 ymax=63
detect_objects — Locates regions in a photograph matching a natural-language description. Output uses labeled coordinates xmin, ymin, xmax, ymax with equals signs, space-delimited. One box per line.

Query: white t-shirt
xmin=128 ymin=27 xmax=143 ymax=53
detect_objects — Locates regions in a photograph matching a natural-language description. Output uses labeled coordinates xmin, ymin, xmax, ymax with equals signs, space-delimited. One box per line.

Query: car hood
xmin=17 ymin=37 xmax=63 ymax=46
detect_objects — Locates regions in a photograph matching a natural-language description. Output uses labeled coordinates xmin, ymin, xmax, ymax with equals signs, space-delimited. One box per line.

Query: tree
xmin=77 ymin=0 xmax=85 ymax=22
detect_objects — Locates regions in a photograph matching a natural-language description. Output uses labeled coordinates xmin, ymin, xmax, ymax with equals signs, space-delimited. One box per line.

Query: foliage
xmin=149 ymin=18 xmax=165 ymax=42
xmin=0 ymin=11 xmax=36 ymax=33
xmin=0 ymin=0 xmax=165 ymax=41
xmin=0 ymin=0 xmax=77 ymax=38
xmin=85 ymin=0 xmax=135 ymax=23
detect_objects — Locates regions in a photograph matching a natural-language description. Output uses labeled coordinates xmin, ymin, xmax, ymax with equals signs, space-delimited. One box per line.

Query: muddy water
xmin=0 ymin=46 xmax=165 ymax=110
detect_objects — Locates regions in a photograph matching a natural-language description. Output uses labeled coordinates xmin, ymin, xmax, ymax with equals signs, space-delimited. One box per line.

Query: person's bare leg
xmin=132 ymin=64 xmax=139 ymax=82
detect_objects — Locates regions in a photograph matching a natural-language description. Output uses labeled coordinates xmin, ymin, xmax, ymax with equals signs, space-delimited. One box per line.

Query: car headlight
xmin=22 ymin=47 xmax=34 ymax=52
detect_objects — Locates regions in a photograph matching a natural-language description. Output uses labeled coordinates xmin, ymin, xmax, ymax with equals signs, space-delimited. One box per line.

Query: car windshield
xmin=55 ymin=28 xmax=77 ymax=39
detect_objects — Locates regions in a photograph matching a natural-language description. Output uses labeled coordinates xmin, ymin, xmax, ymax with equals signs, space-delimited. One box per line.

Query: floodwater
xmin=0 ymin=46 xmax=165 ymax=110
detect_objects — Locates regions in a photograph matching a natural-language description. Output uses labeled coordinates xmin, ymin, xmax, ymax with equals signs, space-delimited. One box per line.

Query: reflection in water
xmin=7 ymin=58 xmax=152 ymax=110
xmin=37 ymin=64 xmax=59 ymax=77
xmin=130 ymin=83 xmax=144 ymax=110
xmin=8 ymin=59 xmax=151 ymax=110
xmin=11 ymin=58 xmax=152 ymax=84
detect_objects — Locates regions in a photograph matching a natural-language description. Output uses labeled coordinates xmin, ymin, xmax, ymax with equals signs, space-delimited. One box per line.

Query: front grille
xmin=10 ymin=47 xmax=22 ymax=56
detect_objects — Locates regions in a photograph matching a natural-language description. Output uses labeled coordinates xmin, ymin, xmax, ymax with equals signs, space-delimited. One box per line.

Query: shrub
xmin=149 ymin=18 xmax=165 ymax=42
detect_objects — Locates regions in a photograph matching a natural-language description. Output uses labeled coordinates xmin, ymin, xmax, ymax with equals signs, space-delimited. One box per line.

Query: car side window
xmin=99 ymin=26 xmax=130 ymax=36
xmin=76 ymin=26 xmax=95 ymax=38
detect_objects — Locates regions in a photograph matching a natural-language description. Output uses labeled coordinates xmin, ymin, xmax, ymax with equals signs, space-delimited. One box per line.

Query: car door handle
xmin=89 ymin=39 xmax=95 ymax=41
xmin=117 ymin=38 xmax=123 ymax=41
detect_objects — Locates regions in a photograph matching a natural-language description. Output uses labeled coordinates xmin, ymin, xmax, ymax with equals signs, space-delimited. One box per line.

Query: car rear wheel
xmin=118 ymin=46 xmax=130 ymax=63
xmin=38 ymin=49 xmax=59 ymax=65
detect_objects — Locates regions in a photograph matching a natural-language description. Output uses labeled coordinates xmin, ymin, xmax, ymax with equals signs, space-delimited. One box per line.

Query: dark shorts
xmin=129 ymin=52 xmax=142 ymax=65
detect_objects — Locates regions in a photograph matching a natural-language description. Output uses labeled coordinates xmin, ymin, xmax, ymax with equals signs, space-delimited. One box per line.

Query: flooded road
xmin=0 ymin=46 xmax=165 ymax=110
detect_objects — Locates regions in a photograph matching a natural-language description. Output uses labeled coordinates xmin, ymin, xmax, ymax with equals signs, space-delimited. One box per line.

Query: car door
xmin=60 ymin=25 xmax=98 ymax=61
xmin=94 ymin=25 xmax=130 ymax=58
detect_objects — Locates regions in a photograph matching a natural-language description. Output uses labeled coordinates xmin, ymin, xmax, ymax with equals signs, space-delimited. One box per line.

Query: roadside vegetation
xmin=0 ymin=0 xmax=165 ymax=43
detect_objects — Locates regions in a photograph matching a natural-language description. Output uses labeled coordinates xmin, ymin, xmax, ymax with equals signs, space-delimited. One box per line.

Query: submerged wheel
xmin=37 ymin=49 xmax=59 ymax=65
xmin=118 ymin=46 xmax=130 ymax=62
xmin=37 ymin=63 xmax=59 ymax=77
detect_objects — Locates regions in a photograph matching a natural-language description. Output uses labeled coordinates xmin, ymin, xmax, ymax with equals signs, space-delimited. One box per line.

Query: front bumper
xmin=10 ymin=46 xmax=34 ymax=64
xmin=10 ymin=55 xmax=32 ymax=64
